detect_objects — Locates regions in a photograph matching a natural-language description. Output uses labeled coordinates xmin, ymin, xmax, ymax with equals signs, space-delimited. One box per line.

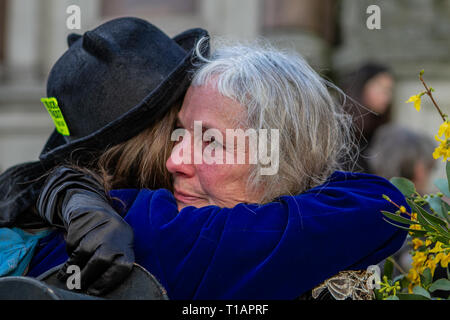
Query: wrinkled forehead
xmin=179 ymin=81 xmax=247 ymax=130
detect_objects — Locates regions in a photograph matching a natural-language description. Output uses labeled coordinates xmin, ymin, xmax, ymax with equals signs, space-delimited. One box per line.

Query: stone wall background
xmin=0 ymin=0 xmax=449 ymax=190
xmin=334 ymin=0 xmax=450 ymax=188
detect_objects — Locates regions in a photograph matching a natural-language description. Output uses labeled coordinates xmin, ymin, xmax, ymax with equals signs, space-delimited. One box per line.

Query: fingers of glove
xmin=86 ymin=255 xmax=134 ymax=296
xmin=78 ymin=251 xmax=114 ymax=291
xmin=56 ymin=247 xmax=92 ymax=282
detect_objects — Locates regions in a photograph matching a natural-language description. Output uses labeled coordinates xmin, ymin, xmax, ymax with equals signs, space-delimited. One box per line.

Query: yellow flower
xmin=429 ymin=241 xmax=444 ymax=253
xmin=410 ymin=224 xmax=422 ymax=231
xmin=425 ymin=257 xmax=438 ymax=276
xmin=425 ymin=239 xmax=432 ymax=247
xmin=436 ymin=252 xmax=449 ymax=268
xmin=438 ymin=121 xmax=450 ymax=139
xmin=408 ymin=268 xmax=419 ymax=282
xmin=407 ymin=267 xmax=420 ymax=292
xmin=409 ymin=225 xmax=421 ymax=236
xmin=406 ymin=94 xmax=423 ymax=111
xmin=399 ymin=206 xmax=407 ymax=214
xmin=433 ymin=135 xmax=450 ymax=162
xmin=411 ymin=238 xmax=424 ymax=250
xmin=413 ymin=251 xmax=428 ymax=265
xmin=408 ymin=214 xmax=422 ymax=235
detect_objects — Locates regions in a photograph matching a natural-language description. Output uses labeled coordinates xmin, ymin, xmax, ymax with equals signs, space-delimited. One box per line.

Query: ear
xmin=82 ymin=31 xmax=113 ymax=61
xmin=67 ymin=33 xmax=82 ymax=47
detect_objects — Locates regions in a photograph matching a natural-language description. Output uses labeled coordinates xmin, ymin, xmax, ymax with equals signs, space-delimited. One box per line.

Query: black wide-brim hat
xmin=0 ymin=263 xmax=168 ymax=300
xmin=40 ymin=17 xmax=209 ymax=165
xmin=0 ymin=17 xmax=209 ymax=228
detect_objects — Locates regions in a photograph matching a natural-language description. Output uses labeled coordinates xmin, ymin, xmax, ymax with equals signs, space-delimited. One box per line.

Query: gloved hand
xmin=36 ymin=166 xmax=134 ymax=296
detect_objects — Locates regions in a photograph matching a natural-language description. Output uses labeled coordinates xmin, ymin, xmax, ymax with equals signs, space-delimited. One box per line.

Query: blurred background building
xmin=0 ymin=0 xmax=449 ymax=191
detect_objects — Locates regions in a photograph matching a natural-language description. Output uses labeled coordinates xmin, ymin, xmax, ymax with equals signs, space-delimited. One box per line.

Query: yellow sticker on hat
xmin=41 ymin=97 xmax=70 ymax=136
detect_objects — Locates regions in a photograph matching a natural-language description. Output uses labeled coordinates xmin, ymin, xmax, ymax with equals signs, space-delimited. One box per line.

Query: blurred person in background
xmin=367 ymin=124 xmax=436 ymax=195
xmin=367 ymin=124 xmax=437 ymax=278
xmin=341 ymin=63 xmax=395 ymax=173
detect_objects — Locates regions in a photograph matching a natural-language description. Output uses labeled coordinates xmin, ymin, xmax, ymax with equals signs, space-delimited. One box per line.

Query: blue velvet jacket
xmin=26 ymin=171 xmax=409 ymax=299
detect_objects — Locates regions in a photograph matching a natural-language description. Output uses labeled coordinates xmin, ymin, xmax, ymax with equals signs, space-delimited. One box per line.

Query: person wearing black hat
xmin=0 ymin=17 xmax=209 ymax=295
xmin=23 ymin=43 xmax=410 ymax=300
xmin=1 ymin=19 xmax=408 ymax=300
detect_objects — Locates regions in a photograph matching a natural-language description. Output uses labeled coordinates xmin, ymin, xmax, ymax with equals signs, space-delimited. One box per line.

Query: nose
xmin=166 ymin=135 xmax=196 ymax=178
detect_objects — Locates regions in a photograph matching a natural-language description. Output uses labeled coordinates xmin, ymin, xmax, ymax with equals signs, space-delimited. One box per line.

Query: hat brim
xmin=39 ymin=28 xmax=209 ymax=166
xmin=0 ymin=263 xmax=168 ymax=300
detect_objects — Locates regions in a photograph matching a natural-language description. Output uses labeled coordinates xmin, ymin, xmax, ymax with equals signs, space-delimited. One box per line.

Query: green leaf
xmin=401 ymin=277 xmax=409 ymax=291
xmin=408 ymin=201 xmax=450 ymax=240
xmin=390 ymin=177 xmax=416 ymax=198
xmin=434 ymin=224 xmax=450 ymax=240
xmin=409 ymin=230 xmax=430 ymax=238
xmin=383 ymin=258 xmax=394 ymax=280
xmin=440 ymin=200 xmax=450 ymax=223
xmin=420 ymin=268 xmax=432 ymax=288
xmin=384 ymin=295 xmax=399 ymax=300
xmin=434 ymin=178 xmax=450 ymax=198
xmin=381 ymin=211 xmax=415 ymax=225
xmin=393 ymin=274 xmax=405 ymax=283
xmin=427 ymin=196 xmax=444 ymax=218
xmin=382 ymin=218 xmax=428 ymax=237
xmin=407 ymin=199 xmax=448 ymax=229
xmin=412 ymin=285 xmax=431 ymax=299
xmin=429 ymin=279 xmax=450 ymax=292
xmin=396 ymin=293 xmax=431 ymax=300
xmin=427 ymin=196 xmax=450 ymax=222
xmin=435 ymin=235 xmax=450 ymax=244
xmin=412 ymin=211 xmax=438 ymax=233
xmin=420 ymin=206 xmax=449 ymax=228
xmin=374 ymin=289 xmax=384 ymax=300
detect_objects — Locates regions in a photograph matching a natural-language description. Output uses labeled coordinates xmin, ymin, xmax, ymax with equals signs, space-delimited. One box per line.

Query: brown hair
xmin=97 ymin=106 xmax=179 ymax=193
xmin=70 ymin=104 xmax=179 ymax=195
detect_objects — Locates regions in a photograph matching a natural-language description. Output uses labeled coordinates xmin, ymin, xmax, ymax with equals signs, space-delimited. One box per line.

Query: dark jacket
xmin=0 ymin=161 xmax=51 ymax=228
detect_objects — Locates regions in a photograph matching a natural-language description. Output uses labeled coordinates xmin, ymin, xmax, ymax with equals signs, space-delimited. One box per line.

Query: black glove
xmin=37 ymin=166 xmax=135 ymax=296
xmin=0 ymin=161 xmax=49 ymax=229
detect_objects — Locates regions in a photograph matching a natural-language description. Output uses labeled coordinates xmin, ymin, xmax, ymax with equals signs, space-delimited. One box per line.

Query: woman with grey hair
xmin=170 ymin=41 xmax=355 ymax=206
xmin=27 ymin=41 xmax=409 ymax=300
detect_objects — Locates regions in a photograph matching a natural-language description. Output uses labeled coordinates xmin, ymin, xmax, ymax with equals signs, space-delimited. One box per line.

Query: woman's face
xmin=362 ymin=72 xmax=394 ymax=114
xmin=166 ymin=81 xmax=263 ymax=210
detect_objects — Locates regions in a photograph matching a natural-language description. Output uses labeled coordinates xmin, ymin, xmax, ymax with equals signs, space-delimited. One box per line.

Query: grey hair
xmin=192 ymin=38 xmax=356 ymax=203
xmin=367 ymin=124 xmax=436 ymax=180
